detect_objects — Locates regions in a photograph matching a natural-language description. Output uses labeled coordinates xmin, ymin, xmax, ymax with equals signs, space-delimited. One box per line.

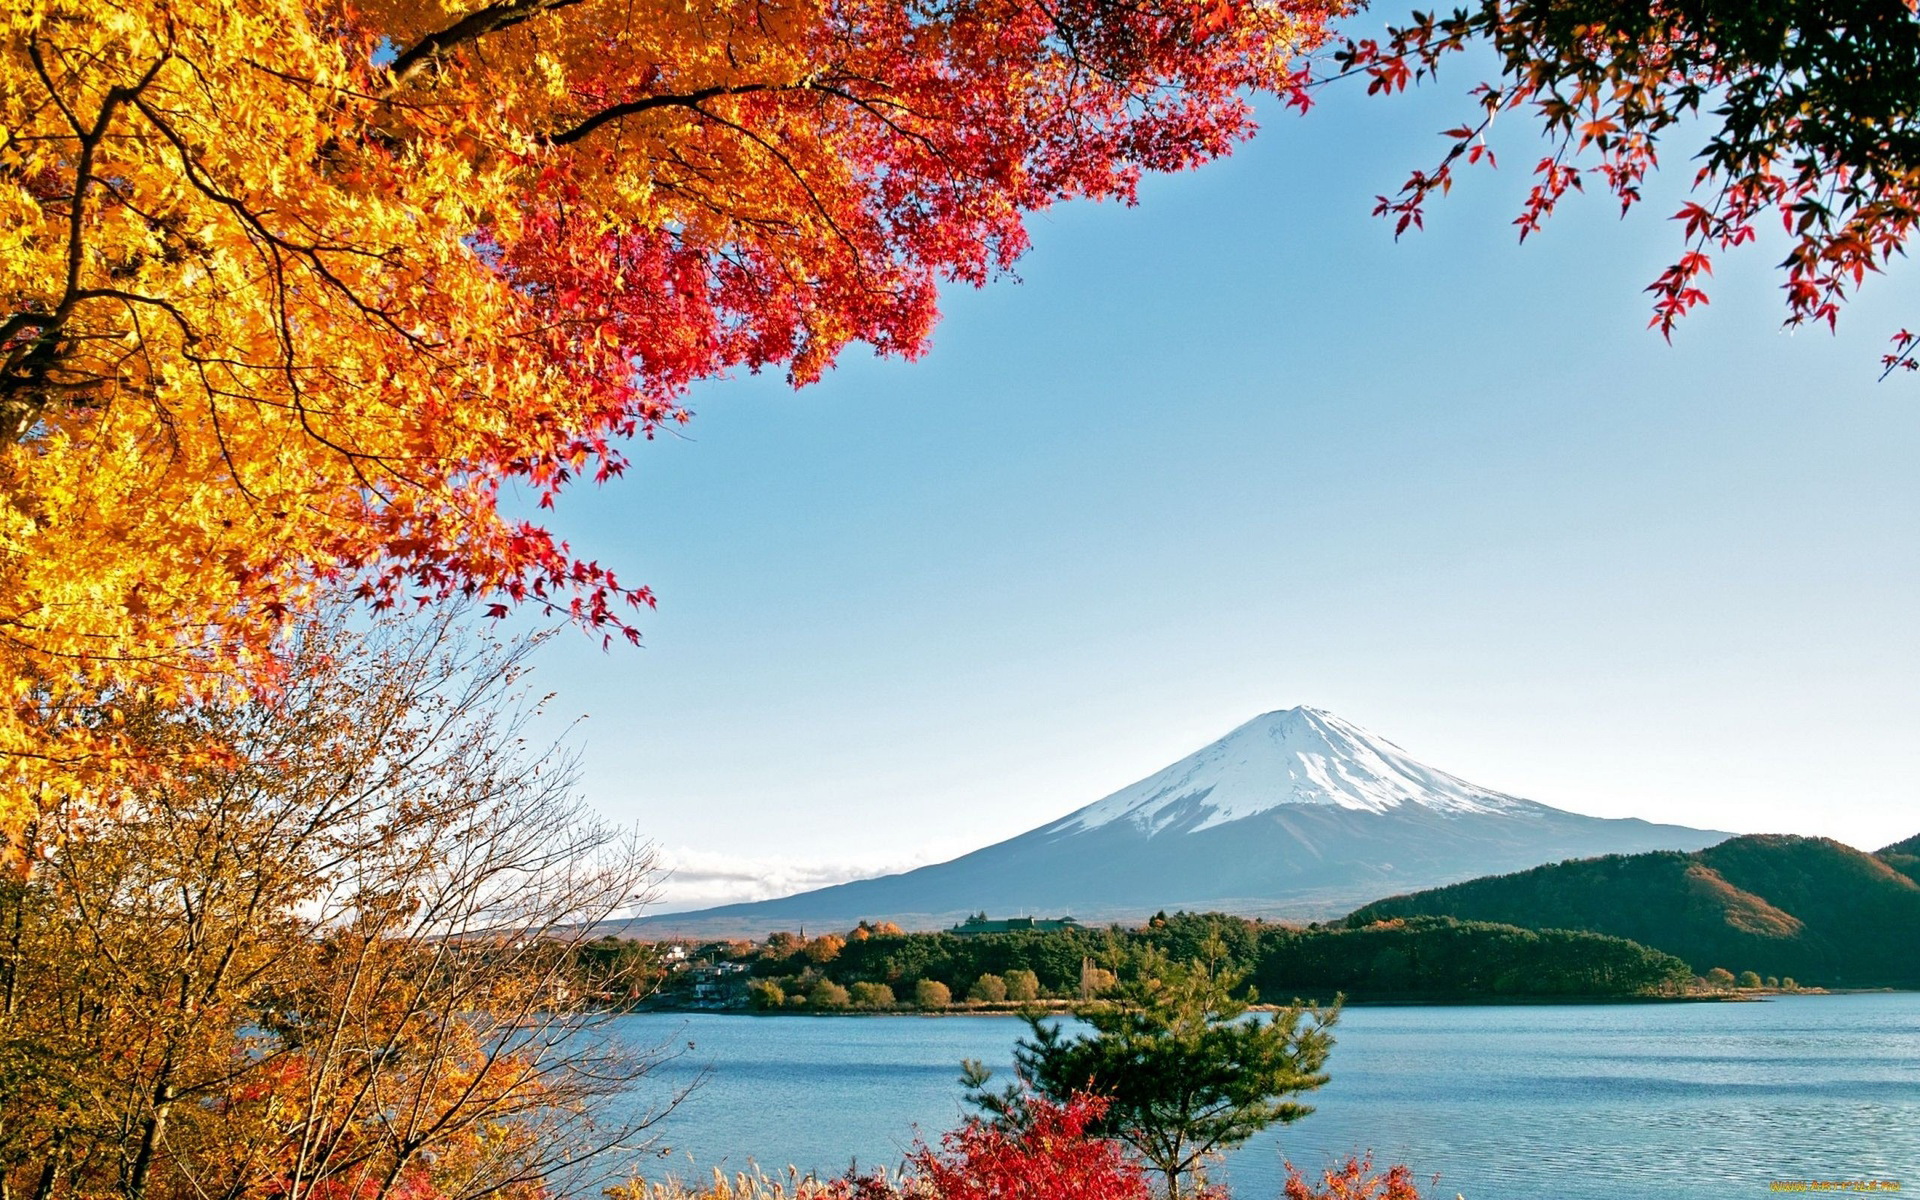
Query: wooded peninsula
xmin=595 ymin=911 xmax=1724 ymax=1013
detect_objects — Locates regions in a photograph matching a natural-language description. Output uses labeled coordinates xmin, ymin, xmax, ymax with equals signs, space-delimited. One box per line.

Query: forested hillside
xmin=1348 ymin=834 xmax=1920 ymax=988
xmin=1252 ymin=918 xmax=1690 ymax=1000
xmin=1879 ymin=833 xmax=1920 ymax=880
xmin=652 ymin=910 xmax=1693 ymax=1009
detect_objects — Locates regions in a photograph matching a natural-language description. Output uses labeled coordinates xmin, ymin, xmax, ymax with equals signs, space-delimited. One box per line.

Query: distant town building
xmin=948 ymin=913 xmax=1083 ymax=936
xmin=687 ymin=960 xmax=753 ymax=1008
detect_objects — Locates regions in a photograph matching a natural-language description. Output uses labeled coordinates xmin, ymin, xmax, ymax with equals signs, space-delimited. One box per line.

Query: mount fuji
xmin=637 ymin=707 xmax=1732 ymax=936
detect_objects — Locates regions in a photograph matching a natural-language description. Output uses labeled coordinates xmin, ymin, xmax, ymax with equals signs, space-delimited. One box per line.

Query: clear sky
xmin=508 ymin=63 xmax=1920 ymax=912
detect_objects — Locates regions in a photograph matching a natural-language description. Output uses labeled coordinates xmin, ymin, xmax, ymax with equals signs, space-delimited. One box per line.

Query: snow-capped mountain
xmin=633 ymin=707 xmax=1732 ymax=937
xmin=1052 ymin=707 xmax=1532 ymax=834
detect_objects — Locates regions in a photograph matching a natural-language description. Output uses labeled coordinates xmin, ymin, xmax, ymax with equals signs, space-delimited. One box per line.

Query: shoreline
xmin=621 ymin=987 xmax=1892 ymax=1017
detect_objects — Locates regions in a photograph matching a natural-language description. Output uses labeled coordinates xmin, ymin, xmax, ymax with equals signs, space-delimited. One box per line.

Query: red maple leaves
xmin=904 ymin=1095 xmax=1153 ymax=1200
xmin=1326 ymin=0 xmax=1920 ymax=370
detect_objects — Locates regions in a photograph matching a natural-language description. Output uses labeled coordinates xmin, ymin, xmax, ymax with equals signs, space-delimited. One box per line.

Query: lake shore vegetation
xmin=615 ymin=1092 xmax=1428 ymax=1200
xmin=612 ymin=909 xmax=1698 ymax=1014
xmin=1348 ymin=835 xmax=1920 ymax=989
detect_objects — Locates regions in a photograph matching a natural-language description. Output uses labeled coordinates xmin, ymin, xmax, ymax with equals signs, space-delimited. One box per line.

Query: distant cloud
xmin=641 ymin=846 xmax=937 ymax=913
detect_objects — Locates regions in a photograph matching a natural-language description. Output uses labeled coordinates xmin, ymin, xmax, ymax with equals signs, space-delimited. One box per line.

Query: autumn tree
xmin=1004 ymin=968 xmax=1042 ymax=1003
xmin=966 ymin=945 xmax=1337 ymax=1199
xmin=1329 ymin=0 xmax=1920 ymax=368
xmin=0 ymin=608 xmax=686 ymax=1200
xmin=763 ymin=932 xmax=806 ymax=959
xmin=907 ymin=1094 xmax=1152 ymax=1200
xmin=809 ymin=980 xmax=852 ymax=1010
xmin=0 ymin=0 xmax=1341 ymax=834
xmin=1081 ymin=958 xmax=1120 ymax=1000
xmin=803 ymin=934 xmax=846 ymax=964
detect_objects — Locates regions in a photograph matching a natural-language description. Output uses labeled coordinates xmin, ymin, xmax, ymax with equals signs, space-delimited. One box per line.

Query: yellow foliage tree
xmin=0 ymin=610 xmax=681 ymax=1198
xmin=0 ymin=0 xmax=1336 ymax=841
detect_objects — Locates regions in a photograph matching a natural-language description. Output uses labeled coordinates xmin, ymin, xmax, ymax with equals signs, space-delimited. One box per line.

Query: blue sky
xmin=510 ymin=64 xmax=1920 ymax=911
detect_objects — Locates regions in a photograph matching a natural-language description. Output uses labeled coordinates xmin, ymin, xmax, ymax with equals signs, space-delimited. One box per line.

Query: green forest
xmin=628 ymin=910 xmax=1697 ymax=1011
xmin=1349 ymin=833 xmax=1920 ymax=988
xmin=612 ymin=829 xmax=1920 ymax=1012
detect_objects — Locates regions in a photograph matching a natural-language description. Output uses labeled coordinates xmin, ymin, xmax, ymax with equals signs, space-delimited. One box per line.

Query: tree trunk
xmin=124 ymin=1077 xmax=174 ymax=1200
xmin=29 ymin=1136 xmax=67 ymax=1200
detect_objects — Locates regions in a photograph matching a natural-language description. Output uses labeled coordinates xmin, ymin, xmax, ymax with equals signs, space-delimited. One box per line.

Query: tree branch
xmin=385 ymin=0 xmax=586 ymax=87
xmin=544 ymin=83 xmax=780 ymax=146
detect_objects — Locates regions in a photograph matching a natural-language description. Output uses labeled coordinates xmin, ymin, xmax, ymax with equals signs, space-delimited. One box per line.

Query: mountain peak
xmin=635 ymin=705 xmax=1731 ymax=936
xmin=1049 ymin=707 xmax=1536 ymax=836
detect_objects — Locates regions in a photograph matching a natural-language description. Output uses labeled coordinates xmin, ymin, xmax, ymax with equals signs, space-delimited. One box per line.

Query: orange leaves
xmin=1193 ymin=0 xmax=1240 ymax=43
xmin=1575 ymin=115 xmax=1620 ymax=150
xmin=1282 ymin=1154 xmax=1428 ymax=1200
xmin=1 ymin=0 xmax=1345 ymax=817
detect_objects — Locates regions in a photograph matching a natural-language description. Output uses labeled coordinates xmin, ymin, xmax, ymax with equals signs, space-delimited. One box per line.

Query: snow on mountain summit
xmin=635 ymin=704 xmax=1732 ymax=935
xmin=1050 ymin=707 xmax=1536 ymax=836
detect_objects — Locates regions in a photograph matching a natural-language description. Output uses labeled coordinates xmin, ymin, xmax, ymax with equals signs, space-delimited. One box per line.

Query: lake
xmin=602 ymin=993 xmax=1919 ymax=1199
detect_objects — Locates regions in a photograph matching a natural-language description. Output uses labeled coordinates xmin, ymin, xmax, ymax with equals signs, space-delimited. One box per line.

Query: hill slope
xmin=1348 ymin=833 xmax=1920 ymax=987
xmin=636 ymin=708 xmax=1730 ymax=937
xmin=1879 ymin=833 xmax=1920 ymax=881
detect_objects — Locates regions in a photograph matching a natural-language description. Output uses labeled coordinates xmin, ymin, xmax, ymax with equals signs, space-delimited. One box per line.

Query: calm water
xmin=604 ymin=993 xmax=1919 ymax=1200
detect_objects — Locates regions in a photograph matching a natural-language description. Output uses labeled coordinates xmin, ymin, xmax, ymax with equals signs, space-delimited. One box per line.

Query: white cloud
xmin=640 ymin=845 xmax=937 ymax=913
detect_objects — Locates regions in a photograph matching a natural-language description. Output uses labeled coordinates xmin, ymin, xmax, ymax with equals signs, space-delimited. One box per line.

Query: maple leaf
xmin=1330 ymin=0 xmax=1920 ymax=369
xmin=0 ymin=0 xmax=1345 ymax=834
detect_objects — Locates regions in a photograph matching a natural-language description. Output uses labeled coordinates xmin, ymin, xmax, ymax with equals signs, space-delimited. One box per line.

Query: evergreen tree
xmin=966 ymin=941 xmax=1336 ymax=1199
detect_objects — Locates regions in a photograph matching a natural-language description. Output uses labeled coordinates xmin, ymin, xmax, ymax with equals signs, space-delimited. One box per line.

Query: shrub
xmin=614 ymin=1100 xmax=1144 ymax=1200
xmin=1704 ymin=967 xmax=1737 ymax=990
xmin=1283 ymin=1154 xmax=1426 ymax=1200
xmin=907 ymin=1094 xmax=1149 ymax=1200
xmin=916 ymin=979 xmax=953 ymax=1010
xmin=809 ymin=980 xmax=851 ymax=1009
xmin=968 ymin=974 xmax=1008 ymax=1004
xmin=747 ymin=980 xmax=786 ymax=1011
xmin=849 ymin=982 xmax=897 ymax=1010
xmin=1736 ymin=970 xmax=1763 ymax=989
xmin=1004 ymin=969 xmax=1041 ymax=1003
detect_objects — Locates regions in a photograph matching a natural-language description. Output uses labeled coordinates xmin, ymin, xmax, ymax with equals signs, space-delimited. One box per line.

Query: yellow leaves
xmin=0 ymin=613 xmax=661 ymax=1191
xmin=1 ymin=0 xmax=1330 ymax=831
